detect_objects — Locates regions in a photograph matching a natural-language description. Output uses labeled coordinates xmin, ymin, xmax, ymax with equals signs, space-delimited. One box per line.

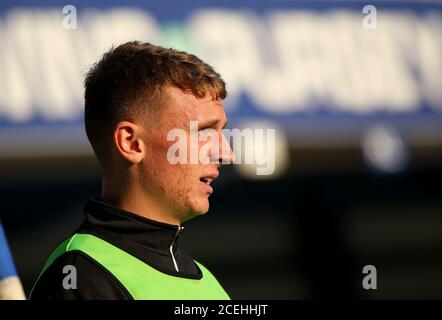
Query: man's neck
xmin=101 ymin=180 xmax=182 ymax=227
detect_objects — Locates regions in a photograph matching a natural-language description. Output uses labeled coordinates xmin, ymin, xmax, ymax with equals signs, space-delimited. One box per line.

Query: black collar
xmin=77 ymin=197 xmax=202 ymax=279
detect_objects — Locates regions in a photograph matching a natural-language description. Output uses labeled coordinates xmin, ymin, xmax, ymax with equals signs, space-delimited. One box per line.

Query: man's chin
xmin=188 ymin=199 xmax=210 ymax=218
xmin=194 ymin=204 xmax=210 ymax=216
xmin=181 ymin=206 xmax=208 ymax=223
xmin=178 ymin=194 xmax=212 ymax=222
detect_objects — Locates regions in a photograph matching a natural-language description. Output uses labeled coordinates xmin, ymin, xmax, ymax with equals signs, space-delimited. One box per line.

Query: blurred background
xmin=1 ymin=0 xmax=442 ymax=299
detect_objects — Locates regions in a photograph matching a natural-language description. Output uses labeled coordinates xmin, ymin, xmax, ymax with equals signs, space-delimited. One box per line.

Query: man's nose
xmin=218 ymin=133 xmax=235 ymax=165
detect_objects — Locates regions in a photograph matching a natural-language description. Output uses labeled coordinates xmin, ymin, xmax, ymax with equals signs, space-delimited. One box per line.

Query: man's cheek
xmin=152 ymin=141 xmax=175 ymax=165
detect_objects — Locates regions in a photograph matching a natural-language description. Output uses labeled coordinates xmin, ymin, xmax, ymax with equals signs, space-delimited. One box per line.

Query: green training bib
xmin=32 ymin=233 xmax=230 ymax=300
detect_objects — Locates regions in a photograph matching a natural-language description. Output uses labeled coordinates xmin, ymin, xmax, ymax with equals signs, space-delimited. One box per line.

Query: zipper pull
xmin=170 ymin=226 xmax=184 ymax=272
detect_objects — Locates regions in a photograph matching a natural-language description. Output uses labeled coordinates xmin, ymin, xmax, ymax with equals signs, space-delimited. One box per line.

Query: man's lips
xmin=199 ymin=171 xmax=219 ymax=186
xmin=199 ymin=171 xmax=219 ymax=193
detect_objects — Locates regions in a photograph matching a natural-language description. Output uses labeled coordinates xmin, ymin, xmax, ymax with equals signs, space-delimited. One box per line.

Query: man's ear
xmin=113 ymin=121 xmax=145 ymax=164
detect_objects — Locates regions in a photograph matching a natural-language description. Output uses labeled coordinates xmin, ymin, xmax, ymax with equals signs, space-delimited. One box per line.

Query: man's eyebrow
xmin=198 ymin=119 xmax=228 ymax=129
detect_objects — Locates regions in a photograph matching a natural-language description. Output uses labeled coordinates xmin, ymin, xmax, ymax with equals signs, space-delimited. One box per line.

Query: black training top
xmin=30 ymin=198 xmax=202 ymax=300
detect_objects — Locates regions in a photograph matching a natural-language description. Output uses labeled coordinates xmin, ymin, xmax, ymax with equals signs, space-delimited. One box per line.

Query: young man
xmin=30 ymin=41 xmax=234 ymax=300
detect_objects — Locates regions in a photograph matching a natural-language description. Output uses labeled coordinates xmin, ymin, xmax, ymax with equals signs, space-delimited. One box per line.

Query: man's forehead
xmin=166 ymin=86 xmax=225 ymax=117
xmin=167 ymin=86 xmax=222 ymax=105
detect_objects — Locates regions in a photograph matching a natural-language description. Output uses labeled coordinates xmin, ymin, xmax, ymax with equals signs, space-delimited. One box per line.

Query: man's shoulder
xmin=30 ymin=250 xmax=131 ymax=300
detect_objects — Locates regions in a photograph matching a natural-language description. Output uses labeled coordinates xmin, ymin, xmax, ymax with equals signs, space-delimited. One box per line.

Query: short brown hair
xmin=84 ymin=41 xmax=227 ymax=165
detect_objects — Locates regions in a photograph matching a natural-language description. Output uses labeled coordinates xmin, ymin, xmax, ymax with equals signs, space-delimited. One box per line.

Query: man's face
xmin=139 ymin=87 xmax=233 ymax=223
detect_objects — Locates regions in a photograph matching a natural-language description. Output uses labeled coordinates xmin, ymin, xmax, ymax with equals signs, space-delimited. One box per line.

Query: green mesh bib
xmin=31 ymin=233 xmax=230 ymax=300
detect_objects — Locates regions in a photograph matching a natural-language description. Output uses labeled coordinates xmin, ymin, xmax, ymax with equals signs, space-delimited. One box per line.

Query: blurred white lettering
xmin=0 ymin=9 xmax=441 ymax=122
